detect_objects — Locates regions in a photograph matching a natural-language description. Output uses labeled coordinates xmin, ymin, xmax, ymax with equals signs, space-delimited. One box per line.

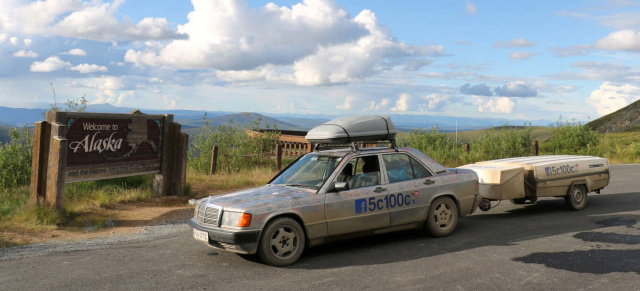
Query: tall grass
xmin=189 ymin=114 xmax=281 ymax=174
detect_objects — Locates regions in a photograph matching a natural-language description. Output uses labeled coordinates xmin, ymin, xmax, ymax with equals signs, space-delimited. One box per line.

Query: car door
xmin=382 ymin=153 xmax=438 ymax=226
xmin=324 ymin=154 xmax=390 ymax=236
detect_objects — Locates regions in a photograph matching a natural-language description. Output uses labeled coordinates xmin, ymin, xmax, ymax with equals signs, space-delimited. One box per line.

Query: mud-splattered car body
xmin=189 ymin=147 xmax=480 ymax=264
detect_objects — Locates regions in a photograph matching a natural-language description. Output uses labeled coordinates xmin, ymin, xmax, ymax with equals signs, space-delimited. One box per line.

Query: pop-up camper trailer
xmin=460 ymin=155 xmax=610 ymax=211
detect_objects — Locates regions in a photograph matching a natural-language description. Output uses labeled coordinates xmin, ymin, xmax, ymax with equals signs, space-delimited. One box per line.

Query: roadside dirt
xmin=2 ymin=188 xmax=248 ymax=246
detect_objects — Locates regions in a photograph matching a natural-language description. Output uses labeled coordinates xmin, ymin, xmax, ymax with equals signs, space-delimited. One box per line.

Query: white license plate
xmin=193 ymin=228 xmax=209 ymax=242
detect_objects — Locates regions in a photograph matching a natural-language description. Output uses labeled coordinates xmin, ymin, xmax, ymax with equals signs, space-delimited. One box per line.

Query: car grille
xmin=195 ymin=202 xmax=222 ymax=227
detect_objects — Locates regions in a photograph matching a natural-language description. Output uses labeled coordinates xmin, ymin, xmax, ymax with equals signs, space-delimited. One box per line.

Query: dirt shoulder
xmin=2 ymin=188 xmax=248 ymax=247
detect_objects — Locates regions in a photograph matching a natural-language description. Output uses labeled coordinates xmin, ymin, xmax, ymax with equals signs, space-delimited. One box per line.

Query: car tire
xmin=510 ymin=198 xmax=527 ymax=204
xmin=425 ymin=197 xmax=458 ymax=237
xmin=257 ymin=217 xmax=305 ymax=267
xmin=565 ymin=184 xmax=588 ymax=211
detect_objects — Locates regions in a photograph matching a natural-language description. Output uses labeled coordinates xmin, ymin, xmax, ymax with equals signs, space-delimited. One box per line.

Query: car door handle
xmin=423 ymin=179 xmax=435 ymax=185
xmin=373 ymin=187 xmax=387 ymax=193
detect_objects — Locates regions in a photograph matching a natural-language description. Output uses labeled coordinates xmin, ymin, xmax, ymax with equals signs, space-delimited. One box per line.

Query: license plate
xmin=193 ymin=228 xmax=208 ymax=242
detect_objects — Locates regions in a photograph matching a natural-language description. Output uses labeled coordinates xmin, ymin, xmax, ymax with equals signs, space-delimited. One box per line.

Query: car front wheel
xmin=257 ymin=217 xmax=305 ymax=267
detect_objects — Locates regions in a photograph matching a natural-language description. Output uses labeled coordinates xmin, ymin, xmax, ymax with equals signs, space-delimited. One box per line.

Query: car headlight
xmin=221 ymin=211 xmax=252 ymax=228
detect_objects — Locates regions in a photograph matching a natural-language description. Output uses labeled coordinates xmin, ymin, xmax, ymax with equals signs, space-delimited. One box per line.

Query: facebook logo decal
xmin=355 ymin=199 xmax=367 ymax=214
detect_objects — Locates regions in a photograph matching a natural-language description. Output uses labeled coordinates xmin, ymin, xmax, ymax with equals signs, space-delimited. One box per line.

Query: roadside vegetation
xmin=404 ymin=119 xmax=640 ymax=167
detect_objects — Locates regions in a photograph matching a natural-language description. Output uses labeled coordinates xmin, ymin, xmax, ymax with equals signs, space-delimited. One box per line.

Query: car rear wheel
xmin=258 ymin=217 xmax=305 ymax=266
xmin=565 ymin=184 xmax=587 ymax=211
xmin=425 ymin=197 xmax=458 ymax=237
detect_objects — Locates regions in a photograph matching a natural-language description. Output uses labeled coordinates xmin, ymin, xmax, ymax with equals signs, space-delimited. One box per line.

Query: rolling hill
xmin=587 ymin=99 xmax=640 ymax=133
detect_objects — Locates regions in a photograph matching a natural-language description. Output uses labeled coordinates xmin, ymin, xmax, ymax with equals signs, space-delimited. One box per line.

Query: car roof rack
xmin=313 ymin=139 xmax=398 ymax=152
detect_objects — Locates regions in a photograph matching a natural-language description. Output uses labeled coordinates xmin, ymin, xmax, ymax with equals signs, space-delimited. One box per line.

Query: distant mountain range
xmin=0 ymin=103 xmax=557 ymax=143
xmin=587 ymin=99 xmax=640 ymax=133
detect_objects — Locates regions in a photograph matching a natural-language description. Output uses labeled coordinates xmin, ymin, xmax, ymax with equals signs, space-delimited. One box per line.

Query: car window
xmin=340 ymin=155 xmax=381 ymax=190
xmin=410 ymin=156 xmax=433 ymax=178
xmin=382 ymin=154 xmax=416 ymax=183
xmin=271 ymin=155 xmax=341 ymax=189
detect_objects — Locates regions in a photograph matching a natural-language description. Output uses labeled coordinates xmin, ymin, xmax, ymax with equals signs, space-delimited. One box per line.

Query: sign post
xmin=30 ymin=110 xmax=188 ymax=210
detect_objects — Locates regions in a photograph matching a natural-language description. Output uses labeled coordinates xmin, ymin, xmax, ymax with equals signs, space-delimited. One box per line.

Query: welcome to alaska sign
xmin=30 ymin=110 xmax=188 ymax=209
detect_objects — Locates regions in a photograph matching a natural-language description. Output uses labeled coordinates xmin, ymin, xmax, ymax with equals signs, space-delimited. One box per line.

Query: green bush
xmin=544 ymin=119 xmax=608 ymax=156
xmin=0 ymin=127 xmax=33 ymax=189
xmin=463 ymin=125 xmax=532 ymax=163
xmin=189 ymin=115 xmax=281 ymax=174
xmin=405 ymin=126 xmax=456 ymax=164
xmin=406 ymin=124 xmax=533 ymax=167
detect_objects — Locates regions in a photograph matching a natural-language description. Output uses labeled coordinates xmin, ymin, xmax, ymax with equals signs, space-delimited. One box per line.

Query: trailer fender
xmin=569 ymin=180 xmax=589 ymax=194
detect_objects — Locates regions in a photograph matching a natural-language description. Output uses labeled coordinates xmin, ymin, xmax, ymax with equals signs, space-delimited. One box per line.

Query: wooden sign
xmin=30 ymin=111 xmax=188 ymax=209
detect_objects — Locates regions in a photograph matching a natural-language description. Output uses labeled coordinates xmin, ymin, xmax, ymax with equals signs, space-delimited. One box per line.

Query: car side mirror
xmin=334 ymin=181 xmax=348 ymax=191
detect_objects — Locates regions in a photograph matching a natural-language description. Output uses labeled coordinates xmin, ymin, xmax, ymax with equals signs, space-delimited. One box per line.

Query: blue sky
xmin=1 ymin=0 xmax=640 ymax=122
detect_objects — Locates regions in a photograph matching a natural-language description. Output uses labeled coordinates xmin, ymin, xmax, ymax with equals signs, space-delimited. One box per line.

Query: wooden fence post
xmin=533 ymin=140 xmax=539 ymax=156
xmin=276 ymin=144 xmax=282 ymax=171
xmin=210 ymin=145 xmax=218 ymax=175
xmin=464 ymin=143 xmax=470 ymax=154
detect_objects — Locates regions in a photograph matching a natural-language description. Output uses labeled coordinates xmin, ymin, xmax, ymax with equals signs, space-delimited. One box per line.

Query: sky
xmin=1 ymin=0 xmax=640 ymax=122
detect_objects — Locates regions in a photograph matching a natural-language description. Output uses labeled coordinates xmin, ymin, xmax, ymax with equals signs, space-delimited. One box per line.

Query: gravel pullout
xmin=0 ymin=222 xmax=189 ymax=261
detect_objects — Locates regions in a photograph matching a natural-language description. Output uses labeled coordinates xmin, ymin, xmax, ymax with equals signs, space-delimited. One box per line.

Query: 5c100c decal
xmin=545 ymin=164 xmax=579 ymax=177
xmin=355 ymin=193 xmax=416 ymax=214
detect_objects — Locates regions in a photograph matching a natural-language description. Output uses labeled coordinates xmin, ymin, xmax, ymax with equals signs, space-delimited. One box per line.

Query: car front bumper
xmin=188 ymin=218 xmax=261 ymax=254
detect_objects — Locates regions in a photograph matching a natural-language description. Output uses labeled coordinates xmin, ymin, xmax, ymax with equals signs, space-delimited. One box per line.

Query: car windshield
xmin=271 ymin=154 xmax=342 ymax=190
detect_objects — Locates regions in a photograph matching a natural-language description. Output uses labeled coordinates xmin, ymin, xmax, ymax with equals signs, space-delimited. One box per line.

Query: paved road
xmin=2 ymin=165 xmax=640 ymax=290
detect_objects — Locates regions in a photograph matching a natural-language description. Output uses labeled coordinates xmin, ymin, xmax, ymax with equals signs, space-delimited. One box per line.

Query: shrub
xmin=544 ymin=119 xmax=606 ymax=156
xmin=0 ymin=127 xmax=33 ymax=189
xmin=189 ymin=114 xmax=281 ymax=174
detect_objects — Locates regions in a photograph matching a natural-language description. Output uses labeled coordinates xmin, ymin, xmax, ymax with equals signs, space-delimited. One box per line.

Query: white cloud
xmin=595 ymin=30 xmax=640 ymax=52
xmin=550 ymin=61 xmax=638 ymax=81
xmin=9 ymin=36 xmax=18 ymax=45
xmin=30 ymin=56 xmax=71 ymax=72
xmin=494 ymin=81 xmax=538 ymax=97
xmin=465 ymin=2 xmax=477 ymax=15
xmin=13 ymin=50 xmax=38 ymax=58
xmin=366 ymin=98 xmax=392 ymax=111
xmin=63 ymin=48 xmax=87 ymax=56
xmin=509 ymin=51 xmax=535 ymax=60
xmin=337 ymin=96 xmax=355 ymax=110
xmin=23 ymin=38 xmax=31 ymax=46
xmin=493 ymin=38 xmax=535 ymax=48
xmin=391 ymin=93 xmax=415 ymax=112
xmin=70 ymin=76 xmax=138 ymax=90
xmin=423 ymin=93 xmax=450 ymax=111
xmin=586 ymin=82 xmax=640 ymax=116
xmin=406 ymin=58 xmax=434 ymax=71
xmin=0 ymin=34 xmax=7 ymax=42
xmin=0 ymin=0 xmax=183 ymax=42
xmin=69 ymin=63 xmax=108 ymax=73
xmin=473 ymin=96 xmax=515 ymax=114
xmin=551 ymin=44 xmax=593 ymax=57
xmin=125 ymin=0 xmax=443 ymax=86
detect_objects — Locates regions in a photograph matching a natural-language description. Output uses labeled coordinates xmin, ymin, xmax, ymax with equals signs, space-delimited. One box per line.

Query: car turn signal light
xmin=238 ymin=213 xmax=252 ymax=227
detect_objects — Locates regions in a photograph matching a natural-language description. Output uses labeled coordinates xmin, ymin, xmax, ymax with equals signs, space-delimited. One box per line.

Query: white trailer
xmin=459 ymin=155 xmax=610 ymax=211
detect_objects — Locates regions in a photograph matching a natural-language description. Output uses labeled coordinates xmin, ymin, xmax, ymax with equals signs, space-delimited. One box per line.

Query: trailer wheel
xmin=565 ymin=184 xmax=587 ymax=211
xmin=510 ymin=198 xmax=527 ymax=204
xmin=425 ymin=197 xmax=458 ymax=237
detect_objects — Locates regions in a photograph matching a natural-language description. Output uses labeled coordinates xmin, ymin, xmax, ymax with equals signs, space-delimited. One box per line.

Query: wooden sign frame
xmin=30 ymin=111 xmax=189 ymax=209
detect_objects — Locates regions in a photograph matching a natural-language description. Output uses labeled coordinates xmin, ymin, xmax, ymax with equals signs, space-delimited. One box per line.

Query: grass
xmin=444 ymin=126 xmax=553 ymax=143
